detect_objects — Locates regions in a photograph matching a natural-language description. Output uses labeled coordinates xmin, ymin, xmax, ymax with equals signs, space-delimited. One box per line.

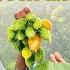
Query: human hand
xmin=50 ymin=52 xmax=65 ymax=63
xmin=14 ymin=7 xmax=31 ymax=19
xmin=16 ymin=53 xmax=27 ymax=70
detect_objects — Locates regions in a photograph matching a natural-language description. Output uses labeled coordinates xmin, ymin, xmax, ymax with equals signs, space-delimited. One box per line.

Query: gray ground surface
xmin=0 ymin=1 xmax=70 ymax=70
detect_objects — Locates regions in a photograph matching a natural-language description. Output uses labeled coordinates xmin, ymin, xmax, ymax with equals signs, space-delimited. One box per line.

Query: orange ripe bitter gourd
xmin=28 ymin=35 xmax=41 ymax=52
xmin=42 ymin=19 xmax=52 ymax=31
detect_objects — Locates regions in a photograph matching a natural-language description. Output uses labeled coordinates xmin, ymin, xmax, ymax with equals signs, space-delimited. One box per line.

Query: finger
xmin=14 ymin=7 xmax=31 ymax=19
xmin=50 ymin=54 xmax=57 ymax=63
xmin=23 ymin=7 xmax=31 ymax=14
xmin=15 ymin=13 xmax=22 ymax=19
xmin=54 ymin=52 xmax=65 ymax=63
xmin=19 ymin=10 xmax=27 ymax=18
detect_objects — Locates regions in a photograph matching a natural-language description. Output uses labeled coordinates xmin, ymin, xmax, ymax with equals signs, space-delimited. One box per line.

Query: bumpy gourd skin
xmin=7 ymin=27 xmax=16 ymax=42
xmin=28 ymin=35 xmax=41 ymax=52
xmin=13 ymin=18 xmax=27 ymax=31
xmin=22 ymin=47 xmax=32 ymax=60
xmin=25 ymin=26 xmax=36 ymax=38
xmin=40 ymin=28 xmax=52 ymax=42
xmin=35 ymin=48 xmax=44 ymax=62
xmin=25 ymin=54 xmax=35 ymax=69
xmin=42 ymin=19 xmax=52 ymax=31
xmin=33 ymin=18 xmax=42 ymax=30
xmin=26 ymin=13 xmax=36 ymax=23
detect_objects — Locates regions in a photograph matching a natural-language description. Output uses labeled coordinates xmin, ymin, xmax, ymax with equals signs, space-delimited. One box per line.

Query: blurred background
xmin=0 ymin=1 xmax=70 ymax=70
xmin=0 ymin=0 xmax=70 ymax=1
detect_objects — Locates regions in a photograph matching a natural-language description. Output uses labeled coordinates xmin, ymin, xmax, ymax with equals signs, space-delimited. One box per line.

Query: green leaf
xmin=33 ymin=60 xmax=70 ymax=70
xmin=33 ymin=60 xmax=48 ymax=70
